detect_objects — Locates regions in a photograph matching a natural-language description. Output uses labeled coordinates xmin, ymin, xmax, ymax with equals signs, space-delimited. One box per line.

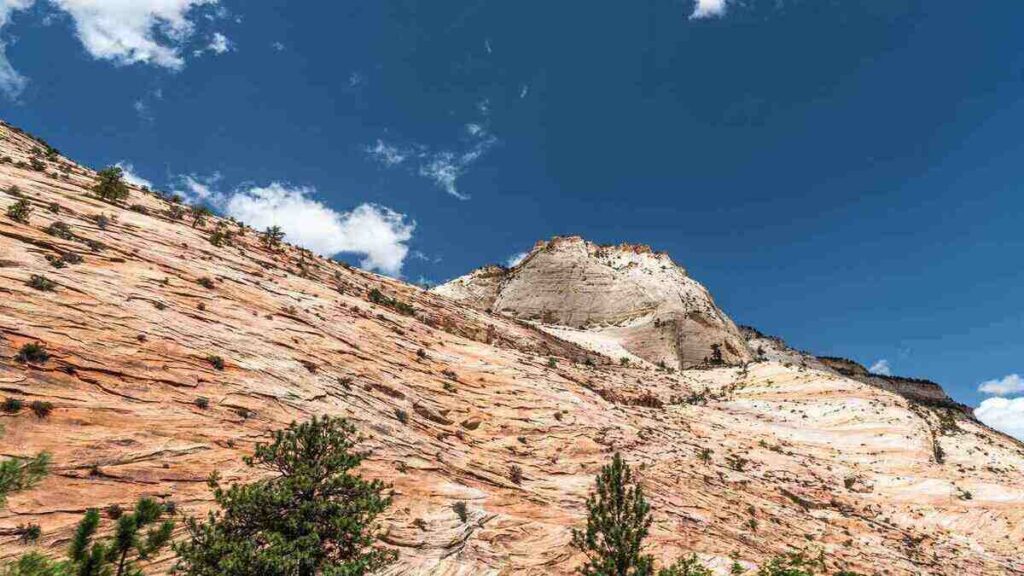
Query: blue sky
xmin=1 ymin=0 xmax=1021 ymax=433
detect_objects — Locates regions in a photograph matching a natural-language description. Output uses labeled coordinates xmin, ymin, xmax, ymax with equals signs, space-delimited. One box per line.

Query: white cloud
xmin=505 ymin=251 xmax=527 ymax=268
xmin=49 ymin=0 xmax=219 ymax=69
xmin=976 ymin=397 xmax=1024 ymax=441
xmin=207 ymin=31 xmax=230 ymax=54
xmin=115 ymin=161 xmax=152 ymax=188
xmin=690 ymin=0 xmax=727 ymax=19
xmin=869 ymin=359 xmax=892 ymax=376
xmin=270 ymin=41 xmax=284 ymax=51
xmin=978 ymin=374 xmax=1024 ymax=396
xmin=367 ymin=139 xmax=408 ymax=167
xmin=0 ymin=0 xmax=33 ymax=98
xmin=1 ymin=0 xmax=221 ymax=96
xmin=221 ymin=183 xmax=414 ymax=276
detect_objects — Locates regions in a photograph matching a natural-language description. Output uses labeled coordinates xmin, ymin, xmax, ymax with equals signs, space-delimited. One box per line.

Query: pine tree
xmin=65 ymin=498 xmax=174 ymax=576
xmin=261 ymin=225 xmax=285 ymax=249
xmin=0 ymin=453 xmax=49 ymax=509
xmin=173 ymin=415 xmax=397 ymax=576
xmin=571 ymin=453 xmax=655 ymax=576
xmin=92 ymin=167 xmax=130 ymax=203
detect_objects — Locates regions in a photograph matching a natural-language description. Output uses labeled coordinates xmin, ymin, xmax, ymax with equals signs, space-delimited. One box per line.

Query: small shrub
xmin=620 ymin=357 xmax=630 ymax=366
xmin=47 ymin=202 xmax=60 ymax=214
xmin=106 ymin=503 xmax=124 ymax=519
xmin=2 ymin=397 xmax=24 ymax=413
xmin=27 ymin=274 xmax=57 ymax=291
xmin=367 ymin=288 xmax=415 ymax=316
xmin=195 ymin=397 xmax=210 ymax=409
xmin=94 ymin=213 xmax=112 ymax=230
xmin=547 ymin=357 xmax=557 ymax=368
xmin=17 ymin=523 xmax=41 ymax=544
xmin=416 ymin=348 xmax=427 ymax=359
xmin=45 ymin=220 xmax=74 ymax=240
xmin=6 ymin=184 xmax=22 ymax=196
xmin=726 ymin=454 xmax=749 ymax=472
xmin=508 ymin=464 xmax=523 ymax=485
xmin=29 ymin=157 xmax=46 ymax=171
xmin=697 ymin=447 xmax=713 ymax=464
xmin=61 ymin=251 xmax=82 ymax=265
xmin=395 ymin=408 xmax=409 ymax=424
xmin=30 ymin=400 xmax=54 ymax=419
xmin=16 ymin=342 xmax=49 ymax=364
xmin=443 ymin=382 xmax=456 ymax=393
xmin=452 ymin=501 xmax=468 ymax=523
xmin=197 ymin=276 xmax=215 ymax=289
xmin=189 ymin=205 xmax=211 ymax=228
xmin=168 ymin=204 xmax=185 ymax=220
xmin=5 ymin=198 xmax=32 ymax=223
xmin=207 ymin=355 xmax=225 ymax=370
xmin=208 ymin=229 xmax=233 ymax=247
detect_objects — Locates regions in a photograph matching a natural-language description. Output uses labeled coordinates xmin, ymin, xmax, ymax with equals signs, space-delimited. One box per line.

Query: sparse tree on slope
xmin=572 ymin=452 xmax=655 ymax=576
xmin=93 ymin=167 xmax=130 ymax=203
xmin=173 ymin=415 xmax=397 ymax=576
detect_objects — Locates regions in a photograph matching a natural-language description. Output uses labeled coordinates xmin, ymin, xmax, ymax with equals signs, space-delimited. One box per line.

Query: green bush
xmin=173 ymin=416 xmax=397 ymax=575
xmin=1 ymin=398 xmax=23 ymax=414
xmin=16 ymin=343 xmax=49 ymax=364
xmin=45 ymin=221 xmax=74 ymax=240
xmin=27 ymin=275 xmax=57 ymax=292
xmin=92 ymin=166 xmax=130 ymax=203
xmin=5 ymin=199 xmax=32 ymax=223
xmin=206 ymin=355 xmax=225 ymax=371
xmin=29 ymin=401 xmax=53 ymax=419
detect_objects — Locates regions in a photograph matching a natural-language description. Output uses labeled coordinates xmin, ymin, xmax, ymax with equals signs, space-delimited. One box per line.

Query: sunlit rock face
xmin=2 ymin=120 xmax=1023 ymax=576
xmin=435 ymin=236 xmax=751 ymax=369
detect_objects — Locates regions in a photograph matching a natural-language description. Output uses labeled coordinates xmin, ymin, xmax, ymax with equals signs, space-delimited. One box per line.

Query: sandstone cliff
xmin=2 ymin=121 xmax=1023 ymax=575
xmin=434 ymin=236 xmax=751 ymax=369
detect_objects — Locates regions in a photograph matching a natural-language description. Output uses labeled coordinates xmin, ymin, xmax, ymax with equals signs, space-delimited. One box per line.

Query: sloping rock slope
xmin=1 ymin=121 xmax=1023 ymax=575
xmin=434 ymin=237 xmax=750 ymax=369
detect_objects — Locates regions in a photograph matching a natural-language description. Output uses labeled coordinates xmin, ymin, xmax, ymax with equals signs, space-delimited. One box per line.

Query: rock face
xmin=741 ymin=326 xmax=969 ymax=412
xmin=434 ymin=236 xmax=750 ymax=369
xmin=2 ymin=120 xmax=1024 ymax=576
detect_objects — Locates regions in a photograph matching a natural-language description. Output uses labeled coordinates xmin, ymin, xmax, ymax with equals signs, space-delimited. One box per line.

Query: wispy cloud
xmin=869 ymin=359 xmax=892 ymax=376
xmin=978 ymin=373 xmax=1024 ymax=396
xmin=690 ymin=0 xmax=727 ymax=19
xmin=368 ymin=121 xmax=497 ymax=200
xmin=366 ymin=139 xmax=408 ymax=167
xmin=270 ymin=41 xmax=285 ymax=51
xmin=976 ymin=397 xmax=1024 ymax=441
xmin=208 ymin=31 xmax=231 ymax=54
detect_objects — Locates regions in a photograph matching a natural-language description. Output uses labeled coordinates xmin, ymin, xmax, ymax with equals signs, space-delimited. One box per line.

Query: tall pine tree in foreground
xmin=173 ymin=415 xmax=396 ymax=576
xmin=572 ymin=452 xmax=656 ymax=576
xmin=571 ymin=453 xmax=717 ymax=576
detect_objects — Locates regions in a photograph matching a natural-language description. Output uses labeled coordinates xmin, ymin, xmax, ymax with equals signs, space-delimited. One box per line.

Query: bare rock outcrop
xmin=2 ymin=120 xmax=1023 ymax=575
xmin=434 ymin=236 xmax=750 ymax=369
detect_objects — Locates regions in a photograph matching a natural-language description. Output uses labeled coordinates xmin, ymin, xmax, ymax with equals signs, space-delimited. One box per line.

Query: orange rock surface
xmin=1 ymin=121 xmax=1022 ymax=575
